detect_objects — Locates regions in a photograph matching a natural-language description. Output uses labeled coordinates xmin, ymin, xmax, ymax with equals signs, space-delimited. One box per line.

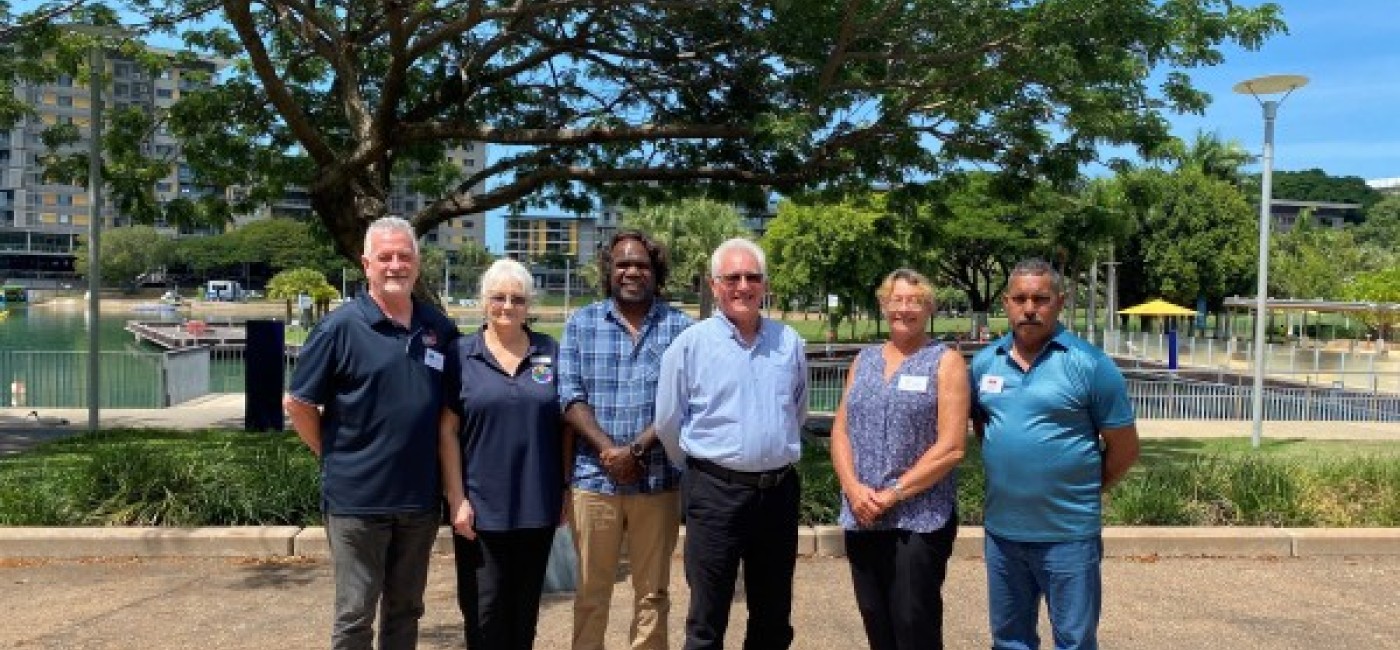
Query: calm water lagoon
xmin=0 ymin=304 xmax=250 ymax=408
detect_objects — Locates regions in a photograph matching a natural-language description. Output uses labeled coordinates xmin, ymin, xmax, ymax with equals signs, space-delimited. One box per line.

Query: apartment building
xmin=2 ymin=49 xmax=487 ymax=286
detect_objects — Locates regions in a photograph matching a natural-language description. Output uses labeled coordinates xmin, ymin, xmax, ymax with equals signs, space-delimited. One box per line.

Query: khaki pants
xmin=570 ymin=489 xmax=681 ymax=650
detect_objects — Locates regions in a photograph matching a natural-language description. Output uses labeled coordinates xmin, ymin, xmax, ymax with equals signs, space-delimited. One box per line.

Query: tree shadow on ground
xmin=230 ymin=558 xmax=324 ymax=589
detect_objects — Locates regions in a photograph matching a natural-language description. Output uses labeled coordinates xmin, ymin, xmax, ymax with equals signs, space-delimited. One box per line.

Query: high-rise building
xmin=2 ymin=49 xmax=488 ymax=287
xmin=1 ymin=50 xmax=222 ymax=284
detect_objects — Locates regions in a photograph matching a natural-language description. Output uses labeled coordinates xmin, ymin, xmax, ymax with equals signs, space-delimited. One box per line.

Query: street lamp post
xmin=85 ymin=42 xmax=104 ymax=432
xmin=63 ymin=25 xmax=126 ymax=432
xmin=1234 ymin=74 xmax=1308 ymax=449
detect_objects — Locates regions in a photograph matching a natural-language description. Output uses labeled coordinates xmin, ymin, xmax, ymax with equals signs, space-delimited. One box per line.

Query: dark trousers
xmin=846 ymin=519 xmax=959 ymax=650
xmin=453 ymin=527 xmax=557 ymax=650
xmin=681 ymin=463 xmax=800 ymax=650
xmin=325 ymin=511 xmax=440 ymax=650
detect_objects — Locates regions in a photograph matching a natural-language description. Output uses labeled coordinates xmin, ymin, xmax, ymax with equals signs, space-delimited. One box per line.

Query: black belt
xmin=687 ymin=457 xmax=793 ymax=489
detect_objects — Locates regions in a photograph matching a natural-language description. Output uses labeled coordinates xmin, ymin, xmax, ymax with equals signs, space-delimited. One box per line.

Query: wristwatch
xmin=892 ymin=479 xmax=906 ymax=502
xmin=630 ymin=441 xmax=647 ymax=459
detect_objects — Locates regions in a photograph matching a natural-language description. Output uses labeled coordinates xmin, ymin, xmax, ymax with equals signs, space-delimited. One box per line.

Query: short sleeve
xmin=288 ymin=319 xmax=338 ymax=406
xmin=1089 ymin=354 xmax=1134 ymax=429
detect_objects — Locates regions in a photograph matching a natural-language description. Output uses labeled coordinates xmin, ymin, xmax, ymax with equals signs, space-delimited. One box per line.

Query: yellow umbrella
xmin=1117 ymin=299 xmax=1197 ymax=317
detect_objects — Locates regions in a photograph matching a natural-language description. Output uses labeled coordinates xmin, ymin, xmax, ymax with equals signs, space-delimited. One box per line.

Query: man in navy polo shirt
xmin=969 ymin=258 xmax=1139 ymax=650
xmin=285 ymin=216 xmax=459 ymax=650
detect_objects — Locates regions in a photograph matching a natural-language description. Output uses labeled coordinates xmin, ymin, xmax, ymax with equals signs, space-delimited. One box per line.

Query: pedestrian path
xmin=1 ymin=554 xmax=1396 ymax=649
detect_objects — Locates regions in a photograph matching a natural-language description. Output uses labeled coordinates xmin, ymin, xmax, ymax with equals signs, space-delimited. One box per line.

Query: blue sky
xmin=1152 ymin=2 xmax=1400 ymax=182
xmin=484 ymin=3 xmax=1400 ymax=250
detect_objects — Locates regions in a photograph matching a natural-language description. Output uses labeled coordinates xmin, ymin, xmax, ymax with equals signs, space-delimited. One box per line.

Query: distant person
xmin=656 ymin=238 xmax=808 ymax=650
xmin=284 ymin=216 xmax=459 ymax=650
xmin=830 ymin=268 xmax=968 ymax=650
xmin=439 ymin=258 xmax=567 ymax=649
xmin=558 ymin=230 xmax=692 ymax=650
xmin=969 ymin=258 xmax=1140 ymax=650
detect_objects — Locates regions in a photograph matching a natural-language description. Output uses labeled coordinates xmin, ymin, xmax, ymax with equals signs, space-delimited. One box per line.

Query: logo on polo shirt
xmin=422 ymin=328 xmax=439 ymax=348
xmin=530 ymin=355 xmax=553 ymax=384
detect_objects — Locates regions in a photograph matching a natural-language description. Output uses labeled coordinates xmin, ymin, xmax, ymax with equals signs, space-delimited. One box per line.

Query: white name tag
xmin=979 ymin=375 xmax=1004 ymax=394
xmin=529 ymin=355 xmax=552 ymax=365
xmin=424 ymin=349 xmax=444 ymax=371
xmin=897 ymin=375 xmax=929 ymax=392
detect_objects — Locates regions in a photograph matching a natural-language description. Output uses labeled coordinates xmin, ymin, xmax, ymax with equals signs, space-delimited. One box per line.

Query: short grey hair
xmin=709 ymin=238 xmax=767 ymax=278
xmin=363 ymin=216 xmax=419 ymax=256
xmin=479 ymin=258 xmax=535 ymax=301
xmin=1009 ymin=258 xmax=1064 ymax=294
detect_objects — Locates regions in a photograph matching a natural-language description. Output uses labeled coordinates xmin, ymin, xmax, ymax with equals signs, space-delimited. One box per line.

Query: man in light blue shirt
xmin=970 ymin=258 xmax=1139 ymax=650
xmin=656 ymin=238 xmax=807 ymax=650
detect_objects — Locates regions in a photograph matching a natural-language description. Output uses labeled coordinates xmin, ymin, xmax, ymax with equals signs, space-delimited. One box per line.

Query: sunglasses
xmin=715 ymin=272 xmax=765 ymax=286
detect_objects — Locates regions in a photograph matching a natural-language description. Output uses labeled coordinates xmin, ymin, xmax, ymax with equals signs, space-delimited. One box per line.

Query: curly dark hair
xmin=597 ymin=229 xmax=670 ymax=299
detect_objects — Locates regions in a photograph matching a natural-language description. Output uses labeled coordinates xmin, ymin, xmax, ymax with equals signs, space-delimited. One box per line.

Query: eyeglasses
xmin=884 ymin=296 xmax=927 ymax=308
xmin=715 ymin=272 xmax=764 ymax=286
xmin=487 ymin=294 xmax=529 ymax=306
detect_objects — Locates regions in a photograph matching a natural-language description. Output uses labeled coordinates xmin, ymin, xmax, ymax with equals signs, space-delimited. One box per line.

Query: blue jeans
xmin=984 ymin=532 xmax=1102 ymax=650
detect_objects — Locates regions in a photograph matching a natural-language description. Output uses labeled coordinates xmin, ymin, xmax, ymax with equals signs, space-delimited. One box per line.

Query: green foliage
xmin=1357 ymin=195 xmax=1400 ymax=252
xmin=0 ymin=429 xmax=321 ymax=526
xmin=1269 ymin=168 xmax=1381 ymax=210
xmin=764 ymin=194 xmax=897 ymax=335
xmin=24 ymin=0 xmax=1284 ymax=271
xmin=908 ymin=174 xmax=1094 ymax=313
xmin=230 ymin=218 xmax=342 ymax=276
xmin=72 ymin=225 xmax=171 ymax=291
xmin=266 ymin=267 xmax=339 ymax=303
xmin=3 ymin=430 xmax=1397 ymax=528
xmin=1115 ymin=167 xmax=1257 ymax=311
xmin=1340 ymin=266 xmax=1400 ymax=338
xmin=1270 ymin=220 xmax=1363 ymax=300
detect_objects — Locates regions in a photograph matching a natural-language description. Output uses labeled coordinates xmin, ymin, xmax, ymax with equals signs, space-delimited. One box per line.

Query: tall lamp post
xmin=1234 ymin=74 xmax=1308 ymax=449
xmin=65 ymin=25 xmax=126 ymax=432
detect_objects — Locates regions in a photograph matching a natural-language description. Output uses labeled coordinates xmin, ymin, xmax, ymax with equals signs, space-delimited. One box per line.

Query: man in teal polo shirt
xmin=969 ymin=258 xmax=1139 ymax=650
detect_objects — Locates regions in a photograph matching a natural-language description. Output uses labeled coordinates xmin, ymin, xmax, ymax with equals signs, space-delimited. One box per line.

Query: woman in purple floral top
xmin=830 ymin=268 xmax=970 ymax=650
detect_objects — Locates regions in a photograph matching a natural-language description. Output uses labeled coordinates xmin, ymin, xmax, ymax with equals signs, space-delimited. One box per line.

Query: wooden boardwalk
xmin=125 ymin=320 xmax=247 ymax=352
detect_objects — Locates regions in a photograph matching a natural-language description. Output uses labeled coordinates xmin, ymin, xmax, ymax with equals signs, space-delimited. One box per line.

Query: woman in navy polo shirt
xmin=439 ymin=258 xmax=567 ymax=649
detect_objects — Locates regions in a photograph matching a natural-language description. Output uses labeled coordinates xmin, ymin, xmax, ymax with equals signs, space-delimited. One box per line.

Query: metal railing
xmin=9 ymin=340 xmax=1400 ymax=423
xmin=1100 ymin=330 xmax=1400 ymax=393
xmin=807 ymin=357 xmax=1400 ymax=423
xmin=2 ymin=350 xmax=165 ymax=408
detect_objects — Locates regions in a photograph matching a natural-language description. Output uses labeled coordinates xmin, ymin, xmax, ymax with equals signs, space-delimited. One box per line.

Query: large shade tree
xmin=26 ymin=1 xmax=1281 ymax=274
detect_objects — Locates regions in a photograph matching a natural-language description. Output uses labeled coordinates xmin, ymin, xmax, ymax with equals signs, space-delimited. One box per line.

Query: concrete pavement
xmin=2 ymin=553 xmax=1397 ymax=649
xmin=2 ymin=394 xmax=1399 ymax=647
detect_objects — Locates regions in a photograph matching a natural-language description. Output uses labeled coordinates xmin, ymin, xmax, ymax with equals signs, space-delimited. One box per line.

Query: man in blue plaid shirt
xmin=560 ymin=230 xmax=693 ymax=650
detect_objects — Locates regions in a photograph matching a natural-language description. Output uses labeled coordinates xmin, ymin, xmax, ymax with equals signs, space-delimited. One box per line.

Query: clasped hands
xmin=847 ymin=483 xmax=899 ymax=527
xmin=599 ymin=445 xmax=643 ymax=485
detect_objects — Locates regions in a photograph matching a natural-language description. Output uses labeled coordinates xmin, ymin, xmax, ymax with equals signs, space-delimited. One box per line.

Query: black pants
xmin=452 ymin=527 xmax=556 ymax=650
xmin=682 ymin=463 xmax=800 ymax=650
xmin=845 ymin=519 xmax=959 ymax=650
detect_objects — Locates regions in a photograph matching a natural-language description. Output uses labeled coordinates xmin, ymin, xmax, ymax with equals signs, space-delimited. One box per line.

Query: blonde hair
xmin=875 ymin=268 xmax=935 ymax=306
